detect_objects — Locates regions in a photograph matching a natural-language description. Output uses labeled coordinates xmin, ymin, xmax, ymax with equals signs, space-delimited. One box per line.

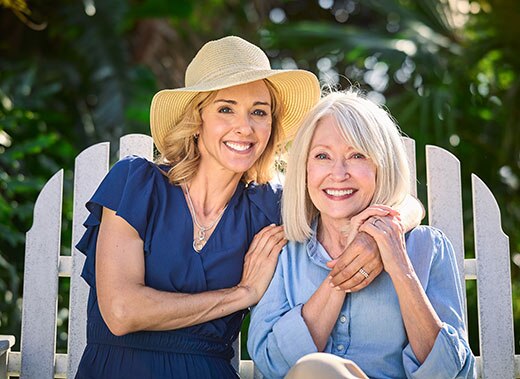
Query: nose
xmin=331 ymin=159 xmax=350 ymax=180
xmin=234 ymin=113 xmax=254 ymax=136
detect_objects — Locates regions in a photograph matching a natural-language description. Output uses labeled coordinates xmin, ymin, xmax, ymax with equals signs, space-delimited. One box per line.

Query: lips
xmin=224 ymin=141 xmax=253 ymax=152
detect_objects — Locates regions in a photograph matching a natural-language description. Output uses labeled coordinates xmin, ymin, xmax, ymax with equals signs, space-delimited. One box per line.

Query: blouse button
xmin=337 ymin=344 xmax=344 ymax=351
xmin=339 ymin=315 xmax=347 ymax=323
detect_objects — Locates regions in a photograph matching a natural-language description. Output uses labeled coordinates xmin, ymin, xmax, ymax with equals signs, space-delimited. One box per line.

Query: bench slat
xmin=426 ymin=145 xmax=467 ymax=326
xmin=403 ymin=137 xmax=417 ymax=197
xmin=21 ymin=170 xmax=63 ymax=378
xmin=473 ymin=175 xmax=515 ymax=378
xmin=119 ymin=134 xmax=154 ymax=160
xmin=231 ymin=334 xmax=240 ymax=372
xmin=67 ymin=142 xmax=111 ymax=378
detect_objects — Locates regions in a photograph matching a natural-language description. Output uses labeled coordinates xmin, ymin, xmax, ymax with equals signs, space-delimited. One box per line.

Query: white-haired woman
xmin=248 ymin=90 xmax=476 ymax=379
xmin=74 ymin=37 xmax=410 ymax=378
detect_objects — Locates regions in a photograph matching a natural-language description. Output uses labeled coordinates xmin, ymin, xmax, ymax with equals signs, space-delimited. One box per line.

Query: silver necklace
xmin=184 ymin=182 xmax=227 ymax=252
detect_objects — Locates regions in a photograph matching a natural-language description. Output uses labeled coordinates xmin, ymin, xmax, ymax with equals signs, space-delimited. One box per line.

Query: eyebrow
xmin=310 ymin=144 xmax=356 ymax=151
xmin=214 ymin=99 xmax=271 ymax=106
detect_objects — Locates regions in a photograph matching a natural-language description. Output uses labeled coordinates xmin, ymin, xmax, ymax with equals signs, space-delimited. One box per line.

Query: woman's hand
xmin=327 ymin=233 xmax=382 ymax=292
xmin=238 ymin=224 xmax=287 ymax=306
xmin=344 ymin=204 xmax=400 ymax=245
xmin=327 ymin=205 xmax=399 ymax=292
xmin=359 ymin=215 xmax=412 ymax=277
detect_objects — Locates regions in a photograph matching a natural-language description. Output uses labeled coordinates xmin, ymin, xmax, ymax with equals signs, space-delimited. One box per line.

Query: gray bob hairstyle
xmin=282 ymin=89 xmax=411 ymax=242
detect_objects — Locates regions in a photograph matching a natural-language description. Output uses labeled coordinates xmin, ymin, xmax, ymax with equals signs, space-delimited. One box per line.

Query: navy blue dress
xmin=75 ymin=156 xmax=281 ymax=379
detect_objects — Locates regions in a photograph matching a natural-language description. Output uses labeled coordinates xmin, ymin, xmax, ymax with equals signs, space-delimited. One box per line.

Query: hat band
xmin=187 ymin=64 xmax=272 ymax=87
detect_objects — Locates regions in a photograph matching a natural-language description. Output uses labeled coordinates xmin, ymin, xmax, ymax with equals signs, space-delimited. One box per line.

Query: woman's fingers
xmin=329 ymin=233 xmax=373 ymax=279
xmin=360 ymin=216 xmax=410 ymax=276
xmin=329 ymin=232 xmax=378 ymax=284
xmin=329 ymin=215 xmax=408 ymax=293
xmin=249 ymin=226 xmax=285 ymax=257
xmin=329 ymin=248 xmax=383 ymax=291
xmin=346 ymin=265 xmax=384 ymax=292
xmin=351 ymin=205 xmax=399 ymax=224
xmin=247 ymin=225 xmax=283 ymax=255
xmin=239 ymin=224 xmax=287 ymax=303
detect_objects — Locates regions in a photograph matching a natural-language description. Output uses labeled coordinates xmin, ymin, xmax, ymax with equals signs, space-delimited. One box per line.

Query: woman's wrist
xmin=234 ymin=284 xmax=260 ymax=308
xmin=387 ymin=263 xmax=418 ymax=285
xmin=322 ymin=277 xmax=348 ymax=300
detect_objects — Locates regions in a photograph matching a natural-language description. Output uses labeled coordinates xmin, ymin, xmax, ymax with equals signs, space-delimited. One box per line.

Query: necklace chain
xmin=184 ymin=182 xmax=227 ymax=252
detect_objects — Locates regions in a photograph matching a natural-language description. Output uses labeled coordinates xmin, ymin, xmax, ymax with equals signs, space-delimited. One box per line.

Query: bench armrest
xmin=0 ymin=335 xmax=15 ymax=355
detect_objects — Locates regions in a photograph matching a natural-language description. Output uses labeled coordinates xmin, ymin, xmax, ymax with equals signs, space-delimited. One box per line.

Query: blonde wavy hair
xmin=282 ymin=90 xmax=411 ymax=242
xmin=156 ymin=80 xmax=284 ymax=185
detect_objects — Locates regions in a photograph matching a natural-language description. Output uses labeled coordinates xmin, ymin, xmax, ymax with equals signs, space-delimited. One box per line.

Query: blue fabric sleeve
xmin=247 ymin=182 xmax=282 ymax=225
xmin=76 ymin=156 xmax=159 ymax=287
xmin=248 ymin=250 xmax=317 ymax=379
xmin=402 ymin=228 xmax=476 ymax=378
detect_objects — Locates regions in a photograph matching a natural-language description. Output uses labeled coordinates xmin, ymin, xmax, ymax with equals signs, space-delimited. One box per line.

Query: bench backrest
xmin=2 ymin=134 xmax=518 ymax=379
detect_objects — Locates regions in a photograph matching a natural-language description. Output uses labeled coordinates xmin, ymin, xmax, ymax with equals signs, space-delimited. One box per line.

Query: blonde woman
xmin=248 ymin=90 xmax=476 ymax=379
xmin=74 ymin=36 xmax=320 ymax=379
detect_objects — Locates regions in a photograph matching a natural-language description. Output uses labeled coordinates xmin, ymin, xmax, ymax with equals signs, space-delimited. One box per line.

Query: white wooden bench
xmin=0 ymin=134 xmax=518 ymax=379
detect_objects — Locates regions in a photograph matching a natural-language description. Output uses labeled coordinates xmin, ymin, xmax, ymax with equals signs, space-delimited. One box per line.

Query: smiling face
xmin=306 ymin=115 xmax=377 ymax=225
xmin=197 ymin=80 xmax=273 ymax=178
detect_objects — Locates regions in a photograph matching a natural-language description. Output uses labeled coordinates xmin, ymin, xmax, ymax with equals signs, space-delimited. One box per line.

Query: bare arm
xmin=96 ymin=207 xmax=285 ymax=336
xmin=301 ymin=279 xmax=346 ymax=351
xmin=360 ymin=216 xmax=442 ymax=363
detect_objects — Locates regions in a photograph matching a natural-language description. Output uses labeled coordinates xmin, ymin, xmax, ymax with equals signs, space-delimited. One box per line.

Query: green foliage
xmin=127 ymin=0 xmax=193 ymax=20
xmin=0 ymin=0 xmax=156 ymax=350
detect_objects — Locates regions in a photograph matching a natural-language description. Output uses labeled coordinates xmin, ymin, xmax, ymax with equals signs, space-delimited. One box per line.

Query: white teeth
xmin=225 ymin=142 xmax=252 ymax=151
xmin=325 ymin=189 xmax=354 ymax=197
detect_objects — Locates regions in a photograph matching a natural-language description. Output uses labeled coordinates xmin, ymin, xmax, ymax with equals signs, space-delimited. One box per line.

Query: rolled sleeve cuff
xmin=272 ymin=304 xmax=318 ymax=367
xmin=403 ymin=323 xmax=475 ymax=378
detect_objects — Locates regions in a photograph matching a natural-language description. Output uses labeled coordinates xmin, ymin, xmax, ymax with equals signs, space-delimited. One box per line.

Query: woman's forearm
xmin=100 ymin=284 xmax=252 ymax=336
xmin=301 ymin=279 xmax=346 ymax=351
xmin=391 ymin=270 xmax=442 ymax=363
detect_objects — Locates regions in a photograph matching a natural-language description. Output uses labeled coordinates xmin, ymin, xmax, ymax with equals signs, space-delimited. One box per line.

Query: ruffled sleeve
xmin=246 ymin=182 xmax=283 ymax=226
xmin=75 ymin=155 xmax=160 ymax=287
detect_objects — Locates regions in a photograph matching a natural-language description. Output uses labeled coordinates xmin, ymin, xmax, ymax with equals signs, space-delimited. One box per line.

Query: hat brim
xmin=150 ymin=69 xmax=320 ymax=154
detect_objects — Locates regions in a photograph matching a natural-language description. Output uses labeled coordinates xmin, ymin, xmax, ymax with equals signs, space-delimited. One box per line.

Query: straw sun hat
xmin=150 ymin=36 xmax=321 ymax=154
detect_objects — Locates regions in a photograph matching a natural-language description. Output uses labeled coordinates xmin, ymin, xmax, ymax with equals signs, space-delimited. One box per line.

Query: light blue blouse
xmin=248 ymin=224 xmax=476 ymax=379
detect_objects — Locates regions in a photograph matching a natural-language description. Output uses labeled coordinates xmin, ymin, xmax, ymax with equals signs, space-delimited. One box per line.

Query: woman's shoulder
xmin=110 ymin=155 xmax=163 ymax=174
xmin=245 ymin=181 xmax=283 ymax=198
xmin=89 ymin=155 xmax=169 ymax=210
xmin=106 ymin=155 xmax=168 ymax=186
xmin=244 ymin=181 xmax=283 ymax=224
xmin=407 ymin=225 xmax=449 ymax=243
xmin=406 ymin=225 xmax=455 ymax=261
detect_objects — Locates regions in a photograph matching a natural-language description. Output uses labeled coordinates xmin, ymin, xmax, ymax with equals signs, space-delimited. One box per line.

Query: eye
xmin=351 ymin=152 xmax=366 ymax=159
xmin=315 ymin=153 xmax=328 ymax=160
xmin=252 ymin=109 xmax=268 ymax=117
xmin=218 ymin=106 xmax=233 ymax=114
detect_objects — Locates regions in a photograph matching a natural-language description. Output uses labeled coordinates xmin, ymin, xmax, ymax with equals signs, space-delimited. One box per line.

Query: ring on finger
xmin=358 ymin=268 xmax=369 ymax=279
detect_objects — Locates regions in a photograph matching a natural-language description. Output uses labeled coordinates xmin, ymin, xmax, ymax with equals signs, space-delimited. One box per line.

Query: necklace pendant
xmin=193 ymin=239 xmax=205 ymax=252
xmin=184 ymin=181 xmax=228 ymax=254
